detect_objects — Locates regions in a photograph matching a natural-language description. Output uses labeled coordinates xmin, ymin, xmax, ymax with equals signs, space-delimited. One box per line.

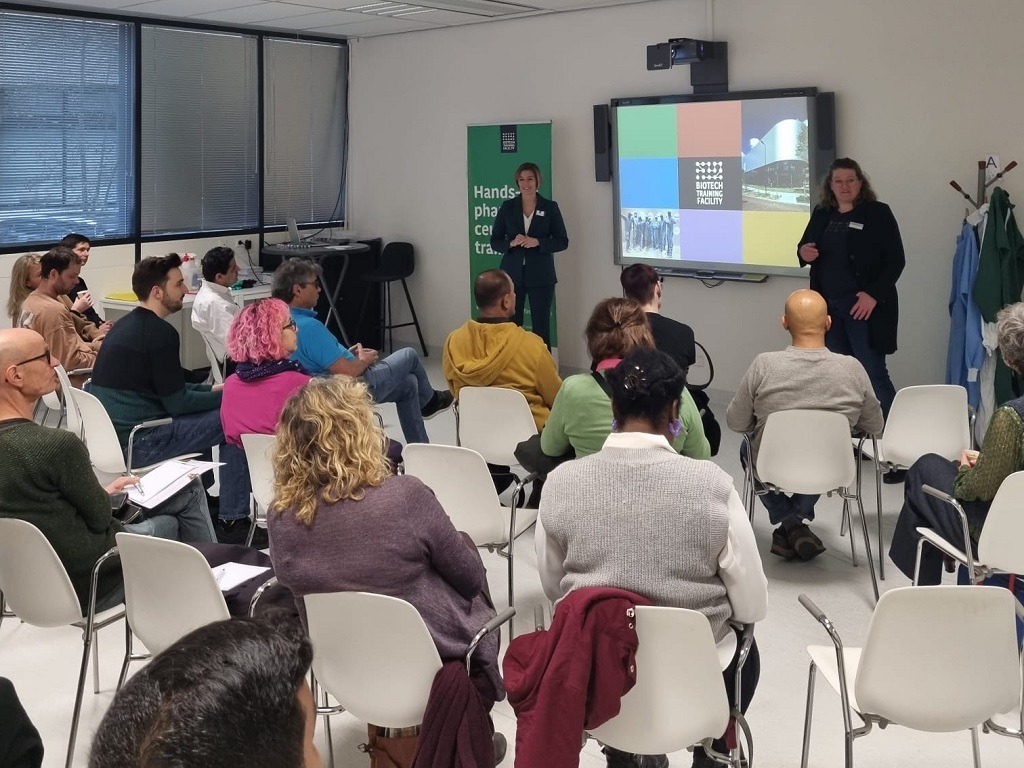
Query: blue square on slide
xmin=618 ymin=158 xmax=680 ymax=210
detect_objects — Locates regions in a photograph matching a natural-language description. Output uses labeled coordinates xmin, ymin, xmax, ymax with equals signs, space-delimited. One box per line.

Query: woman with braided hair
xmin=536 ymin=348 xmax=767 ymax=768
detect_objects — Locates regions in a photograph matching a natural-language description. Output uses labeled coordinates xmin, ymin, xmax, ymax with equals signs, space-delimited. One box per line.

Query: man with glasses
xmin=19 ymin=246 xmax=102 ymax=387
xmin=0 ymin=327 xmax=214 ymax=613
xmin=272 ymin=258 xmax=452 ymax=444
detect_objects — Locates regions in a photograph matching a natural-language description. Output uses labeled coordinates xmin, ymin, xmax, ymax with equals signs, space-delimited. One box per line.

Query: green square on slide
xmin=617 ymin=104 xmax=678 ymax=158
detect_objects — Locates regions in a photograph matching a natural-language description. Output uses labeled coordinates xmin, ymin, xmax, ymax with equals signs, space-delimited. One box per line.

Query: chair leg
xmin=855 ymin=496 xmax=880 ymax=603
xmin=356 ymin=283 xmax=374 ymax=342
xmin=67 ymin=629 xmax=93 ymax=768
xmin=386 ymin=282 xmax=394 ymax=355
xmin=312 ymin=672 xmax=335 ymax=768
xmin=842 ymin=500 xmax=858 ymax=565
xmin=117 ymin=619 xmax=134 ymax=691
xmin=92 ymin=628 xmax=101 ymax=694
xmin=245 ymin=497 xmax=258 ymax=548
xmin=971 ymin=726 xmax=982 ymax=768
xmin=506 ymin=545 xmax=516 ymax=639
xmin=874 ymin=460 xmax=885 ymax=581
xmin=800 ymin=662 xmax=817 ymax=768
xmin=400 ymin=278 xmax=428 ymax=357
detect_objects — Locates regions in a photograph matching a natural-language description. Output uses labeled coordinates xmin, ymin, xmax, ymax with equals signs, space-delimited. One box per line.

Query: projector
xmin=647 ymin=38 xmax=715 ymax=70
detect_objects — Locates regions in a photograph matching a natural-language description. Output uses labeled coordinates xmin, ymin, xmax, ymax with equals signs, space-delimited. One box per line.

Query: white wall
xmin=347 ymin=0 xmax=1024 ymax=390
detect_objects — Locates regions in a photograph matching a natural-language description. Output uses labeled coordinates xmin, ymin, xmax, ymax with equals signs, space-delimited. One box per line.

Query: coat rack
xmin=950 ymin=159 xmax=1018 ymax=209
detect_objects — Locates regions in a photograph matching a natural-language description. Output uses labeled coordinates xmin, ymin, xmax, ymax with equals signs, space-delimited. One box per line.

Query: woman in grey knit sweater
xmin=536 ymin=348 xmax=767 ymax=768
xmin=267 ymin=376 xmax=503 ymax=703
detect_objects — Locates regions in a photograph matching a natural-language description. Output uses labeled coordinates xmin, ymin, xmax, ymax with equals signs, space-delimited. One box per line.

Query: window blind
xmin=141 ymin=26 xmax=258 ymax=235
xmin=264 ymin=39 xmax=347 ymax=226
xmin=0 ymin=10 xmax=135 ymax=247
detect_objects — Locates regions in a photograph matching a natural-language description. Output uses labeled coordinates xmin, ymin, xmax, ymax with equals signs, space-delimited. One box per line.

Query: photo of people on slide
xmin=741 ymin=97 xmax=811 ymax=213
xmin=620 ymin=208 xmax=679 ymax=260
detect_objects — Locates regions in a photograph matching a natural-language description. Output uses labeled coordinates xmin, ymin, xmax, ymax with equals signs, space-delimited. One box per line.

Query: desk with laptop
xmin=261 ymin=220 xmax=374 ymax=348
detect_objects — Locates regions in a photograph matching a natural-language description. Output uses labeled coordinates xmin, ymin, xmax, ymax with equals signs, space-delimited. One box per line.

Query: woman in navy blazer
xmin=798 ymin=158 xmax=905 ymax=420
xmin=490 ymin=162 xmax=569 ymax=348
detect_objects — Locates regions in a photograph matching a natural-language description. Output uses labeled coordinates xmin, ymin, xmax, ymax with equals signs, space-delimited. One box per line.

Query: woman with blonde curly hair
xmin=7 ymin=253 xmax=42 ymax=324
xmin=539 ymin=297 xmax=709 ymax=460
xmin=268 ymin=376 xmax=503 ymax=706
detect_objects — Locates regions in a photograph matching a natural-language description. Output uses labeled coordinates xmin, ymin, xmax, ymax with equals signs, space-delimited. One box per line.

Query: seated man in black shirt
xmin=89 ymin=254 xmax=256 ymax=545
xmin=620 ymin=263 xmax=696 ymax=371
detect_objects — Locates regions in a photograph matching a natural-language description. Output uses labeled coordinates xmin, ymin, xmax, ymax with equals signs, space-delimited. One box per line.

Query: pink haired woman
xmin=219 ymin=299 xmax=310 ymax=543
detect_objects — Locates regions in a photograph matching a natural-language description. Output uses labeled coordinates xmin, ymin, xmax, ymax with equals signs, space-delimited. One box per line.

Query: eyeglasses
xmin=299 ymin=280 xmax=321 ymax=289
xmin=14 ymin=348 xmax=52 ymax=367
xmin=282 ymin=320 xmax=297 ymax=331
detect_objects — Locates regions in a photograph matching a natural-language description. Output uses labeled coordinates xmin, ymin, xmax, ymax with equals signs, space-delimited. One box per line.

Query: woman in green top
xmin=890 ymin=301 xmax=1024 ymax=585
xmin=540 ymin=298 xmax=709 ymax=461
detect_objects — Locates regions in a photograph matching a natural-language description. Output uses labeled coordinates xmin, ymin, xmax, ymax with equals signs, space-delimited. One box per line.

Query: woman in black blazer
xmin=489 ymin=162 xmax=568 ymax=348
xmin=798 ymin=158 xmax=905 ymax=420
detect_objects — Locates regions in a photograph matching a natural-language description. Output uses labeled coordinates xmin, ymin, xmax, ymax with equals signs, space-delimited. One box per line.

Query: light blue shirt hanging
xmin=946 ymin=220 xmax=984 ymax=412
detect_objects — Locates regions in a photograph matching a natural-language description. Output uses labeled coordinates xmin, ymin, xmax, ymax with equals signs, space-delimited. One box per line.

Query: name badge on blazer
xmin=848 ymin=221 xmax=864 ymax=230
xmin=536 ymin=210 xmax=546 ymax=217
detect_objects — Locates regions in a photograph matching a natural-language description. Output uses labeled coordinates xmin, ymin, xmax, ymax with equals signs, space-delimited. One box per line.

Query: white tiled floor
xmin=1 ymin=355 xmax=1021 ymax=767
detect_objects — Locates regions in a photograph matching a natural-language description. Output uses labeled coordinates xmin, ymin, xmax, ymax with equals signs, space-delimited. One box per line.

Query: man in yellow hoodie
xmin=443 ymin=269 xmax=561 ymax=430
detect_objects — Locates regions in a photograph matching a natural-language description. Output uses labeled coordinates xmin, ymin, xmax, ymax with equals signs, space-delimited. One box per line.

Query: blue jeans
xmin=826 ymin=295 xmax=896 ymax=419
xmin=96 ymin=480 xmax=215 ymax=612
xmin=740 ymin=442 xmax=819 ymax=526
xmin=362 ymin=347 xmax=434 ymax=444
xmin=130 ymin=410 xmax=248 ymax=522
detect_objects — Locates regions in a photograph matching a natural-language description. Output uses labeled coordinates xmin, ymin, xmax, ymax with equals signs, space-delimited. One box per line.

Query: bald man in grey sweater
xmin=727 ymin=289 xmax=884 ymax=561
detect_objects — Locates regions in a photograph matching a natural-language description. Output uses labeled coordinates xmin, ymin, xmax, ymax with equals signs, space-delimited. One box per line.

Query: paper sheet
xmin=211 ymin=562 xmax=271 ymax=592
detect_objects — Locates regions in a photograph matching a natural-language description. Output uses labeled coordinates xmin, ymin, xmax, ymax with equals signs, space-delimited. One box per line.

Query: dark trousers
xmin=514 ymin=283 xmax=555 ymax=349
xmin=889 ymin=453 xmax=987 ymax=585
xmin=825 ymin=294 xmax=897 ymax=419
xmin=740 ymin=442 xmax=819 ymax=526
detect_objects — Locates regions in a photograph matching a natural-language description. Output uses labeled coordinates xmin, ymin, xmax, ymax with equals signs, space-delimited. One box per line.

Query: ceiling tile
xmin=194 ymin=2 xmax=323 ymax=23
xmin=26 ymin=0 xmax=145 ymax=8
xmin=254 ymin=8 xmax=366 ymax=28
xmin=315 ymin=15 xmax=439 ymax=35
xmin=123 ymin=0 xmax=266 ymax=15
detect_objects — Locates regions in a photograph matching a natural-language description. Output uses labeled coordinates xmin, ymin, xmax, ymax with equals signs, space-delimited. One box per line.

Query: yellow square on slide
xmin=742 ymin=211 xmax=807 ymax=268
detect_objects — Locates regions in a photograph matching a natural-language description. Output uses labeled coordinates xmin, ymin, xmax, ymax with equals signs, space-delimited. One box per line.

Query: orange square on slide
xmin=677 ymin=101 xmax=741 ymax=157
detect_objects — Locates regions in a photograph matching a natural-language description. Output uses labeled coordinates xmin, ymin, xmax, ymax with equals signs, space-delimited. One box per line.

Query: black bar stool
xmin=358 ymin=241 xmax=428 ymax=356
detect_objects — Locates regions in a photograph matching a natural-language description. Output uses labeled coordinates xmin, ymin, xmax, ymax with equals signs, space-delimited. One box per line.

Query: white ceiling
xmin=21 ymin=0 xmax=653 ymax=39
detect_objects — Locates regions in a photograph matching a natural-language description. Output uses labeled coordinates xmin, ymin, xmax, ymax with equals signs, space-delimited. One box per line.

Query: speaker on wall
xmin=593 ymin=104 xmax=612 ymax=182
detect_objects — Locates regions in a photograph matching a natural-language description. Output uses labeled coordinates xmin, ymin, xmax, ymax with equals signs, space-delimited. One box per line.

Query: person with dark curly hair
xmin=88 ymin=612 xmax=321 ymax=768
xmin=536 ymin=347 xmax=767 ymax=768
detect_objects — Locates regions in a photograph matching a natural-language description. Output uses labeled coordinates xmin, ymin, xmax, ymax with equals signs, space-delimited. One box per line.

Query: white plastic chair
xmin=456 ymin=386 xmax=538 ymax=468
xmin=589 ymin=607 xmax=754 ymax=767
xmin=855 ymin=384 xmax=972 ymax=575
xmin=304 ymin=591 xmax=513 ymax=768
xmin=746 ymin=409 xmax=880 ymax=602
xmin=70 ymin=386 xmax=197 ymax=481
xmin=0 ymin=518 xmax=126 ymax=768
xmin=403 ymin=443 xmax=538 ymax=616
xmin=114 ymin=533 xmax=230 ymax=687
xmin=241 ymin=433 xmax=276 ymax=547
xmin=200 ymin=333 xmax=226 ymax=385
xmin=799 ymin=586 xmax=1024 ymax=768
xmin=915 ymin=470 xmax=1024 ymax=585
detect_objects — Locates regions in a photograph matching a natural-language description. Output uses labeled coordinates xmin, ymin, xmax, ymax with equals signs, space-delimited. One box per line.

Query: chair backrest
xmin=457 ymin=386 xmax=538 ymax=466
xmin=115 ymin=533 xmax=229 ymax=655
xmin=378 ymin=242 xmax=415 ymax=279
xmin=200 ymin=335 xmax=225 ymax=385
xmin=976 ymin=470 xmax=1024 ymax=573
xmin=856 ymin=586 xmax=1021 ymax=732
xmin=0 ymin=518 xmax=88 ymax=626
xmin=756 ymin=409 xmax=855 ymax=493
xmin=304 ymin=591 xmax=442 ymax=728
xmin=402 ymin=444 xmax=506 ymax=545
xmin=687 ymin=340 xmax=715 ymax=390
xmin=882 ymin=385 xmax=971 ymax=466
xmin=54 ymin=365 xmax=85 ymax=440
xmin=589 ymin=606 xmax=730 ymax=754
xmin=241 ymin=433 xmax=276 ymax=512
xmin=69 ymin=387 xmax=128 ymax=475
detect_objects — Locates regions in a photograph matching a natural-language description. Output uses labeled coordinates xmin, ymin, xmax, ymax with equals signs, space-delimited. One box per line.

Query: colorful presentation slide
xmin=615 ymin=96 xmax=813 ymax=270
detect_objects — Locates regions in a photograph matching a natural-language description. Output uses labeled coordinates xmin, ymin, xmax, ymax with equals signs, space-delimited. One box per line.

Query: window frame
xmin=0 ymin=2 xmax=348 ymax=257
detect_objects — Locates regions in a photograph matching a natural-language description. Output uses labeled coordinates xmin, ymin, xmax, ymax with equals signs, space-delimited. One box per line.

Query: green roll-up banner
xmin=467 ymin=121 xmax=556 ymax=348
